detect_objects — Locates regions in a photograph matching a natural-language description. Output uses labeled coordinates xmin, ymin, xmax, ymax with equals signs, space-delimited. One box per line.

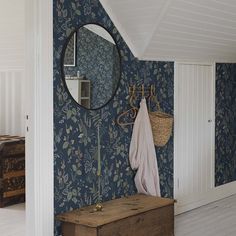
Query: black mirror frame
xmin=61 ymin=22 xmax=122 ymax=111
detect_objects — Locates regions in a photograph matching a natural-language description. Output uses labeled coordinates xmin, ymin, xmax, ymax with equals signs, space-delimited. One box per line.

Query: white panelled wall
xmin=174 ymin=62 xmax=236 ymax=214
xmin=0 ymin=70 xmax=25 ymax=136
xmin=0 ymin=0 xmax=25 ymax=136
xmin=0 ymin=1 xmax=25 ymax=70
xmin=174 ymin=62 xmax=215 ymax=213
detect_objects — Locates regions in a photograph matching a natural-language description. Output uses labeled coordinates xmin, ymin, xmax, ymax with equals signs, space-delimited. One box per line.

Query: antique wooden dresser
xmin=57 ymin=194 xmax=175 ymax=236
xmin=0 ymin=135 xmax=25 ymax=207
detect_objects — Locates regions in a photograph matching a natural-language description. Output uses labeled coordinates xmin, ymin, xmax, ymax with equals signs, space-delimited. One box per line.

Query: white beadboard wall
xmin=0 ymin=70 xmax=25 ymax=136
xmin=0 ymin=0 xmax=25 ymax=136
xmin=0 ymin=1 xmax=25 ymax=70
xmin=174 ymin=62 xmax=215 ymax=213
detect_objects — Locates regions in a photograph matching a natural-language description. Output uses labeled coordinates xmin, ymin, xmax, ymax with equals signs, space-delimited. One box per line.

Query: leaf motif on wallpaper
xmin=91 ymin=115 xmax=102 ymax=128
xmin=55 ymin=128 xmax=63 ymax=144
xmin=54 ymin=45 xmax=63 ymax=61
xmin=108 ymin=125 xmax=118 ymax=140
xmin=113 ymin=174 xmax=119 ymax=182
xmin=57 ymin=164 xmax=69 ymax=189
xmin=84 ymin=157 xmax=94 ymax=174
xmin=83 ymin=1 xmax=92 ymax=16
xmin=71 ymin=2 xmax=81 ymax=16
xmin=71 ymin=108 xmax=79 ymax=123
xmin=54 ymin=1 xmax=174 ymax=235
xmin=117 ymin=144 xmax=126 ymax=157
xmin=62 ymin=141 xmax=69 ymax=149
xmin=66 ymin=109 xmax=72 ymax=120
xmin=102 ymin=167 xmax=111 ymax=183
xmin=71 ymin=2 xmax=76 ymax=10
xmin=65 ymin=125 xmax=73 ymax=134
xmin=72 ymin=164 xmax=82 ymax=176
xmin=102 ymin=185 xmax=111 ymax=198
xmin=67 ymin=148 xmax=72 ymax=157
xmin=100 ymin=108 xmax=111 ymax=122
xmin=88 ymin=183 xmax=99 ymax=201
xmin=83 ymin=113 xmax=92 ymax=128
xmin=84 ymin=149 xmax=96 ymax=176
xmin=78 ymin=120 xmax=90 ymax=145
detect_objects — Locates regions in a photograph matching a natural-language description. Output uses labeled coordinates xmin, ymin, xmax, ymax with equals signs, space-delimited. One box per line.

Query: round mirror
xmin=62 ymin=24 xmax=121 ymax=110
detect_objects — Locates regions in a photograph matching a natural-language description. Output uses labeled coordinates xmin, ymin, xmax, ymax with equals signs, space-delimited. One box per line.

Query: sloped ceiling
xmin=100 ymin=0 xmax=236 ymax=62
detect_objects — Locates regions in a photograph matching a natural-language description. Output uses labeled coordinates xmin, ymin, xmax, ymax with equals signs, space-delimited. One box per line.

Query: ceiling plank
xmin=140 ymin=0 xmax=174 ymax=58
xmin=100 ymin=0 xmax=236 ymax=62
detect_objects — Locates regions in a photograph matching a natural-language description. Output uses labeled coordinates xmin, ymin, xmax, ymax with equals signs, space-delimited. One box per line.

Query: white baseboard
xmin=175 ymin=181 xmax=236 ymax=215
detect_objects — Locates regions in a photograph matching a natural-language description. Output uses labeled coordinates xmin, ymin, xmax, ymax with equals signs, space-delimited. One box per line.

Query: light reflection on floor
xmin=0 ymin=203 xmax=25 ymax=236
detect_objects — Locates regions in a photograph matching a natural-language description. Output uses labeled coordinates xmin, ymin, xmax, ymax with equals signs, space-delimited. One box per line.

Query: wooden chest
xmin=57 ymin=194 xmax=175 ymax=236
xmin=0 ymin=135 xmax=25 ymax=207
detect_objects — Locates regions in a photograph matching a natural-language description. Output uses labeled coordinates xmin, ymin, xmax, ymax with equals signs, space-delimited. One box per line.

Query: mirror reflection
xmin=63 ymin=24 xmax=120 ymax=109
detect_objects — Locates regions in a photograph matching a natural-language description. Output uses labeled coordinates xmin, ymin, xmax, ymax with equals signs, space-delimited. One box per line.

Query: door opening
xmin=174 ymin=62 xmax=215 ymax=214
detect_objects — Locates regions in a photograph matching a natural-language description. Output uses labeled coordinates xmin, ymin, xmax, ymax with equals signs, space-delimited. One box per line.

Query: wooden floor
xmin=0 ymin=203 xmax=25 ymax=236
xmin=175 ymin=195 xmax=236 ymax=236
xmin=0 ymin=196 xmax=236 ymax=236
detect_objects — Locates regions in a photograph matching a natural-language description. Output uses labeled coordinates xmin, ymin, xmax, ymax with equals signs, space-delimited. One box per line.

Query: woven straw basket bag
xmin=149 ymin=99 xmax=173 ymax=147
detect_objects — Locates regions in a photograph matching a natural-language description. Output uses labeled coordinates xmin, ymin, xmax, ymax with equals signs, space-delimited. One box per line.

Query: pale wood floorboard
xmin=0 ymin=196 xmax=235 ymax=236
xmin=0 ymin=203 xmax=25 ymax=236
xmin=175 ymin=195 xmax=236 ymax=236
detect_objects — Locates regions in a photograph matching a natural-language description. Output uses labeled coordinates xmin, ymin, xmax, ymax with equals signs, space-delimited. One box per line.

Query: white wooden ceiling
xmin=100 ymin=0 xmax=236 ymax=62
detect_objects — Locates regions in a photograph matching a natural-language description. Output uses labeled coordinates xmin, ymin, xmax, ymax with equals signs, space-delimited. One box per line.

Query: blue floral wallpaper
xmin=64 ymin=27 xmax=120 ymax=108
xmin=54 ymin=0 xmax=173 ymax=235
xmin=215 ymin=63 xmax=236 ymax=186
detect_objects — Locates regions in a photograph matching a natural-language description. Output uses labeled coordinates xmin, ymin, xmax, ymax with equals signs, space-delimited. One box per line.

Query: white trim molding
xmin=25 ymin=0 xmax=54 ymax=235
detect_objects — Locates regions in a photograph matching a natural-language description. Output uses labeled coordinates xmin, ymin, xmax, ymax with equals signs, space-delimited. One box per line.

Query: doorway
xmin=174 ymin=62 xmax=215 ymax=214
xmin=0 ymin=0 xmax=54 ymax=235
xmin=25 ymin=0 xmax=54 ymax=235
xmin=0 ymin=1 xmax=26 ymax=235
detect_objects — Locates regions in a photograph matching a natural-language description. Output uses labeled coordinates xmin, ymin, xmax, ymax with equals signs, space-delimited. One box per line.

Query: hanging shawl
xmin=129 ymin=98 xmax=161 ymax=196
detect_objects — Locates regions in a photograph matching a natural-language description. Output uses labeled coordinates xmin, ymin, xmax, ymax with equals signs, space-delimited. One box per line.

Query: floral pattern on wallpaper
xmin=54 ymin=0 xmax=174 ymax=235
xmin=64 ymin=33 xmax=76 ymax=66
xmin=64 ymin=27 xmax=120 ymax=108
xmin=215 ymin=63 xmax=236 ymax=186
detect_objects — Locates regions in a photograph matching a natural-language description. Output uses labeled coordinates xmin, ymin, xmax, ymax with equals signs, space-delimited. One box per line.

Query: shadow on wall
xmin=53 ymin=0 xmax=173 ymax=235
